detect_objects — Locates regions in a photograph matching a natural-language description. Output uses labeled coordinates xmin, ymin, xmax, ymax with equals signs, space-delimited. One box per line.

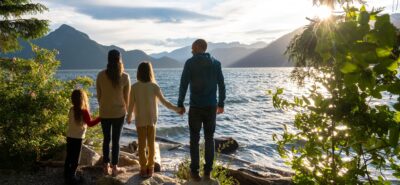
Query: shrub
xmin=176 ymin=147 xmax=239 ymax=185
xmin=0 ymin=45 xmax=92 ymax=168
xmin=272 ymin=5 xmax=400 ymax=184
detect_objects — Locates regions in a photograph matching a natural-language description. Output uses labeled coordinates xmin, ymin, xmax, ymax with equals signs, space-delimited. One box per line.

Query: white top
xmin=67 ymin=109 xmax=88 ymax=139
xmin=127 ymin=81 xmax=179 ymax=127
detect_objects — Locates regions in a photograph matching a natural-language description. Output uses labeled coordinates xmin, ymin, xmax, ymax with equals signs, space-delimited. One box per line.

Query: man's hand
xmin=178 ymin=106 xmax=186 ymax=115
xmin=217 ymin=107 xmax=224 ymax=114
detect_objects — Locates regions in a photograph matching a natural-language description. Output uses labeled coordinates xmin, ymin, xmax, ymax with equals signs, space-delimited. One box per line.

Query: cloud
xmin=74 ymin=5 xmax=219 ymax=23
xmin=117 ymin=37 xmax=197 ymax=48
xmin=246 ymin=29 xmax=289 ymax=35
xmin=165 ymin=37 xmax=197 ymax=47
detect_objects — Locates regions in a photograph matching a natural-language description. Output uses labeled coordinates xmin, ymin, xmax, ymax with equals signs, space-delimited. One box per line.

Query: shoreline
xmin=0 ymin=136 xmax=293 ymax=185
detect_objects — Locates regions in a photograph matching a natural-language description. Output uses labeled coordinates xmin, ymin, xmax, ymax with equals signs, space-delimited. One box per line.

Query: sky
xmin=32 ymin=0 xmax=396 ymax=54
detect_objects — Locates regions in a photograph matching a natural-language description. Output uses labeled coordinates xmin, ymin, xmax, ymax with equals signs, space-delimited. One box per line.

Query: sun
xmin=312 ymin=5 xmax=333 ymax=20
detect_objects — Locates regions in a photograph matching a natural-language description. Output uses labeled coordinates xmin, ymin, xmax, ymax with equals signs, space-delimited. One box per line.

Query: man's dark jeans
xmin=101 ymin=116 xmax=124 ymax=165
xmin=189 ymin=106 xmax=216 ymax=175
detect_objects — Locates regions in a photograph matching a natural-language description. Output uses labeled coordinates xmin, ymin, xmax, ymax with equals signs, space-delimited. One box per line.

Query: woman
xmin=96 ymin=49 xmax=130 ymax=176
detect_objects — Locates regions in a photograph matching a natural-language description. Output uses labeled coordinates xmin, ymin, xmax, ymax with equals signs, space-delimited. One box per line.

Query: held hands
xmin=126 ymin=114 xmax=133 ymax=124
xmin=217 ymin=107 xmax=224 ymax=114
xmin=177 ymin=106 xmax=186 ymax=115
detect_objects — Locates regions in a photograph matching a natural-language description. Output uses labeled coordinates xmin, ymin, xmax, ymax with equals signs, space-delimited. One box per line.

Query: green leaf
xmin=376 ymin=47 xmax=392 ymax=58
xmin=395 ymin=112 xmax=400 ymax=123
xmin=340 ymin=62 xmax=358 ymax=74
xmin=358 ymin=11 xmax=369 ymax=25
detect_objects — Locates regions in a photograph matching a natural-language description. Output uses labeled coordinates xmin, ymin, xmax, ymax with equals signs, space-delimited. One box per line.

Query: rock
xmin=80 ymin=144 xmax=101 ymax=166
xmin=97 ymin=170 xmax=181 ymax=185
xmin=119 ymin=155 xmax=140 ymax=167
xmin=214 ymin=137 xmax=239 ymax=154
xmin=158 ymin=142 xmax=182 ymax=151
xmin=121 ymin=141 xmax=138 ymax=154
xmin=120 ymin=142 xmax=162 ymax=172
xmin=183 ymin=179 xmax=219 ymax=185
xmin=226 ymin=168 xmax=292 ymax=185
xmin=154 ymin=142 xmax=161 ymax=172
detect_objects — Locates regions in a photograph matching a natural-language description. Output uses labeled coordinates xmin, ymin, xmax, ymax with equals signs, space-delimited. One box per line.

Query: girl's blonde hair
xmin=137 ymin=61 xmax=156 ymax=83
xmin=71 ymin=89 xmax=89 ymax=124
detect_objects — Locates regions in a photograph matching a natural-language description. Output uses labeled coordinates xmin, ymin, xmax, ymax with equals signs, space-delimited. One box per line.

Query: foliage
xmin=0 ymin=45 xmax=93 ymax=168
xmin=272 ymin=5 xmax=400 ymax=185
xmin=0 ymin=0 xmax=49 ymax=53
xmin=176 ymin=147 xmax=239 ymax=185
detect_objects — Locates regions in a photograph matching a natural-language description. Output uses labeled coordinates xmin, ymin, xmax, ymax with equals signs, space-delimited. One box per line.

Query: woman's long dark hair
xmin=106 ymin=49 xmax=124 ymax=88
xmin=71 ymin=89 xmax=89 ymax=124
xmin=137 ymin=62 xmax=155 ymax=83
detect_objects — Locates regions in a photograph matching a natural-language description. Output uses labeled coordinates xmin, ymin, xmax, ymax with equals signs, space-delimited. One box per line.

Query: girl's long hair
xmin=137 ymin=61 xmax=156 ymax=83
xmin=71 ymin=89 xmax=89 ymax=124
xmin=106 ymin=49 xmax=124 ymax=88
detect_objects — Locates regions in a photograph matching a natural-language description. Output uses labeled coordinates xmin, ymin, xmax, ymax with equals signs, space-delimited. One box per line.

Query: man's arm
xmin=177 ymin=61 xmax=190 ymax=108
xmin=217 ymin=62 xmax=226 ymax=108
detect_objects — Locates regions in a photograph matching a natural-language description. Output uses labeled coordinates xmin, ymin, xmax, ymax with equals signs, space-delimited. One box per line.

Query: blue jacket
xmin=178 ymin=53 xmax=226 ymax=108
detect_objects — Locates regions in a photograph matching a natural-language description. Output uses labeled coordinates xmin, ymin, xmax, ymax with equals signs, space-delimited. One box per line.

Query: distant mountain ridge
xmin=229 ymin=13 xmax=400 ymax=68
xmin=229 ymin=29 xmax=303 ymax=67
xmin=150 ymin=41 xmax=268 ymax=67
xmin=1 ymin=24 xmax=182 ymax=69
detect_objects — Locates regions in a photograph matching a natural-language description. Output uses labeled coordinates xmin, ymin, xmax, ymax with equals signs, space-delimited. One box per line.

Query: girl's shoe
xmin=140 ymin=168 xmax=148 ymax=178
xmin=147 ymin=167 xmax=154 ymax=178
xmin=103 ymin=163 xmax=111 ymax=176
xmin=111 ymin=165 xmax=126 ymax=177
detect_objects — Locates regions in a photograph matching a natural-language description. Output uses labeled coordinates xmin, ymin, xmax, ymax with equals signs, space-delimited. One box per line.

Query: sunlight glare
xmin=312 ymin=5 xmax=333 ymax=20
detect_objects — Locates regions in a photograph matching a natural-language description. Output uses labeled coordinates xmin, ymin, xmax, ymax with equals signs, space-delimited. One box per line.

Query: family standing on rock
xmin=64 ymin=39 xmax=226 ymax=185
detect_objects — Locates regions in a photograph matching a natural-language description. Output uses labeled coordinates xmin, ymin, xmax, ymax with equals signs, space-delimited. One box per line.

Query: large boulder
xmin=214 ymin=137 xmax=239 ymax=154
xmin=96 ymin=167 xmax=181 ymax=185
xmin=120 ymin=142 xmax=162 ymax=172
xmin=80 ymin=145 xmax=101 ymax=166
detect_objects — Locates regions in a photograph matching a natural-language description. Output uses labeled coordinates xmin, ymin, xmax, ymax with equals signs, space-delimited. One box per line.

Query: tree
xmin=0 ymin=0 xmax=49 ymax=53
xmin=272 ymin=1 xmax=400 ymax=184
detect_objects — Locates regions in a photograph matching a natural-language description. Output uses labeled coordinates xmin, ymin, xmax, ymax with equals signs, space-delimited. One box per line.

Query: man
xmin=177 ymin=39 xmax=226 ymax=181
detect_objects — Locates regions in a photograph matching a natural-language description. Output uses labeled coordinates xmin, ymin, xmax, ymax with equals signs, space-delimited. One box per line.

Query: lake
xmin=56 ymin=67 xmax=398 ymax=178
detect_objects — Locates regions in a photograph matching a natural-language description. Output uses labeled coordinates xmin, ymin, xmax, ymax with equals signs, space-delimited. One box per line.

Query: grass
xmin=175 ymin=146 xmax=239 ymax=185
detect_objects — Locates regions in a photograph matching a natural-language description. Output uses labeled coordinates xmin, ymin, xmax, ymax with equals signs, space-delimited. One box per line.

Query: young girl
xmin=126 ymin=62 xmax=181 ymax=178
xmin=65 ymin=89 xmax=101 ymax=184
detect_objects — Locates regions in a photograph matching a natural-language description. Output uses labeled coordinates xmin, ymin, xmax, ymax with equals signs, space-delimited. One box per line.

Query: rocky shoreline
xmin=0 ymin=140 xmax=293 ymax=185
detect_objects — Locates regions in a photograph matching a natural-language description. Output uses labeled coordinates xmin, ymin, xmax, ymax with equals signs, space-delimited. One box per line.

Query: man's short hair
xmin=193 ymin=39 xmax=207 ymax=52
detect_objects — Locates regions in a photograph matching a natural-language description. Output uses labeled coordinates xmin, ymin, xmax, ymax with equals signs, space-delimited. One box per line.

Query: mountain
xmin=230 ymin=13 xmax=400 ymax=68
xmin=230 ymin=29 xmax=303 ymax=67
xmin=1 ymin=24 xmax=182 ymax=69
xmin=391 ymin=13 xmax=400 ymax=28
xmin=150 ymin=41 xmax=267 ymax=66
